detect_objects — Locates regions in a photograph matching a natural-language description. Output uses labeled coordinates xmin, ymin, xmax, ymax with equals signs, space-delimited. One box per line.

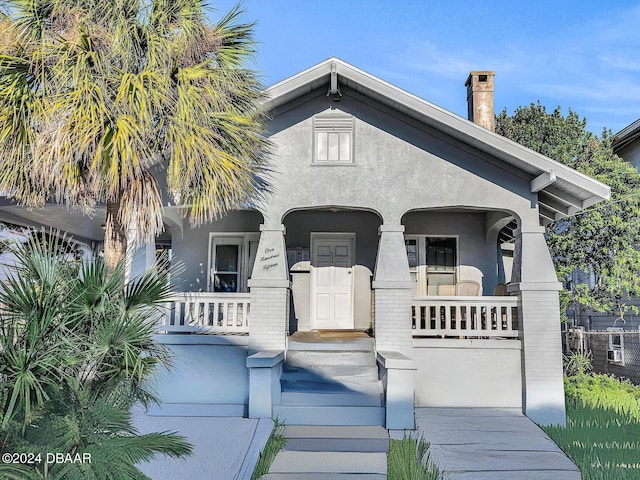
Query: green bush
xmin=0 ymin=232 xmax=191 ymax=479
xmin=388 ymin=436 xmax=440 ymax=480
xmin=251 ymin=420 xmax=287 ymax=480
xmin=565 ymin=373 xmax=640 ymax=419
xmin=543 ymin=373 xmax=640 ymax=479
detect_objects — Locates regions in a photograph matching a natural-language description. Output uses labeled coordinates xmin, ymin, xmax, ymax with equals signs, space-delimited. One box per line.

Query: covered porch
xmin=154 ymin=206 xmax=520 ymax=340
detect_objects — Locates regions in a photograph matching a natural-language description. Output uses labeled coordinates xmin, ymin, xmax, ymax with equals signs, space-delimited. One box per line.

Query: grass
xmin=251 ymin=420 xmax=287 ymax=480
xmin=388 ymin=436 xmax=441 ymax=480
xmin=543 ymin=373 xmax=640 ymax=480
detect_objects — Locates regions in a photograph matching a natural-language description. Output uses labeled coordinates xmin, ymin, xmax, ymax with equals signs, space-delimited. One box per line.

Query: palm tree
xmin=0 ymin=0 xmax=270 ymax=271
xmin=0 ymin=230 xmax=192 ymax=479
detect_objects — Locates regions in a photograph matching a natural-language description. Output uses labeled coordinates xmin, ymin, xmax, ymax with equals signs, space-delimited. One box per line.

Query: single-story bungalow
xmin=0 ymin=58 xmax=611 ymax=428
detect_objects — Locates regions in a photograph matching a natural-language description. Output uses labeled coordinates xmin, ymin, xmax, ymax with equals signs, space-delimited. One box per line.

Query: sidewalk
xmin=413 ymin=408 xmax=581 ymax=480
xmin=131 ymin=406 xmax=273 ymax=480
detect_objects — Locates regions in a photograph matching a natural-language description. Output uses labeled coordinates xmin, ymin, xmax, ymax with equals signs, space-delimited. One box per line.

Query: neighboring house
xmin=571 ymin=118 xmax=640 ymax=332
xmin=613 ymin=119 xmax=640 ymax=171
xmin=0 ymin=58 xmax=610 ymax=428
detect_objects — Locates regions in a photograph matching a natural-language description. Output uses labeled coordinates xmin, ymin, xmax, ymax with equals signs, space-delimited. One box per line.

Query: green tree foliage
xmin=0 ymin=231 xmax=191 ymax=479
xmin=496 ymin=103 xmax=640 ymax=319
xmin=0 ymin=1 xmax=270 ymax=271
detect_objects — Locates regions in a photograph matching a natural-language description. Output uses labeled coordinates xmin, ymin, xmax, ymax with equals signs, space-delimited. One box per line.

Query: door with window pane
xmin=211 ymin=238 xmax=242 ymax=292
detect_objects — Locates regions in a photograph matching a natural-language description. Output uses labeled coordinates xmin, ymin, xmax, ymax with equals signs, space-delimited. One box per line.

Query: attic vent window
xmin=313 ymin=111 xmax=354 ymax=164
xmin=478 ymin=74 xmax=488 ymax=82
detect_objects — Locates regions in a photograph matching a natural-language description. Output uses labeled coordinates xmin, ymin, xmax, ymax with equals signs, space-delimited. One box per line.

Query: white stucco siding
xmin=264 ymin=91 xmax=536 ymax=226
xmin=171 ymin=210 xmax=263 ymax=292
xmin=413 ymin=339 xmax=522 ymax=408
xmin=151 ymin=336 xmax=249 ymax=409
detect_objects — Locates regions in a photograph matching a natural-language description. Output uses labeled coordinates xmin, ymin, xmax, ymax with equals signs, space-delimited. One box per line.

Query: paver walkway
xmin=414 ymin=408 xmax=581 ymax=480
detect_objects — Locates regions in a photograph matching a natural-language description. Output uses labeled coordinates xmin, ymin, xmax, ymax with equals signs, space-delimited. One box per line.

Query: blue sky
xmin=211 ymin=1 xmax=640 ymax=135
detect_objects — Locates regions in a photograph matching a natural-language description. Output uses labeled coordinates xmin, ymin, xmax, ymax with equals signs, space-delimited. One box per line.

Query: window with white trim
xmin=313 ymin=111 xmax=354 ymax=164
xmin=405 ymin=235 xmax=458 ymax=296
xmin=208 ymin=233 xmax=259 ymax=292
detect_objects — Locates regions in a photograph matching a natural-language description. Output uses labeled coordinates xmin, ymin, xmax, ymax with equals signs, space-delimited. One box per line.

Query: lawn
xmin=543 ymin=373 xmax=640 ymax=480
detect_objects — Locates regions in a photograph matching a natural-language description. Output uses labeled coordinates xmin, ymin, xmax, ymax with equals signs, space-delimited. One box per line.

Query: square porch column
xmin=510 ymin=225 xmax=565 ymax=426
xmin=248 ymin=225 xmax=290 ymax=352
xmin=372 ymin=225 xmax=414 ymax=357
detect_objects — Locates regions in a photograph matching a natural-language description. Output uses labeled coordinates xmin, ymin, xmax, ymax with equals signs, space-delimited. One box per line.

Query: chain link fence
xmin=563 ymin=327 xmax=640 ymax=384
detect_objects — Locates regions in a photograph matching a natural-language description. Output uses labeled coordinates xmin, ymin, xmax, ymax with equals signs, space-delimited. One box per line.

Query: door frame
xmin=310 ymin=232 xmax=356 ymax=330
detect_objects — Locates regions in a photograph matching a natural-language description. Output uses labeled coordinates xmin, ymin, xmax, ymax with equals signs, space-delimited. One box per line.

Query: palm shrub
xmin=0 ymin=231 xmax=191 ymax=479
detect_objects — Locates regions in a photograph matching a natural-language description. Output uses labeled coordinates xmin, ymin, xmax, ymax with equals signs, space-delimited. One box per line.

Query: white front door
xmin=311 ymin=234 xmax=355 ymax=329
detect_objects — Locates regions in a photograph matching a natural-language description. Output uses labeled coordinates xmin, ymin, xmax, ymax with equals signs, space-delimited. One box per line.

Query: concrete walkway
xmin=260 ymin=425 xmax=388 ymax=479
xmin=413 ymin=408 xmax=581 ymax=480
xmin=131 ymin=406 xmax=273 ymax=480
xmin=130 ymin=406 xmax=581 ymax=479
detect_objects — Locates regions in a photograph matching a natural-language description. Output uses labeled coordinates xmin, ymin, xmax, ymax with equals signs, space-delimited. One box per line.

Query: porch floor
xmin=412 ymin=408 xmax=581 ymax=480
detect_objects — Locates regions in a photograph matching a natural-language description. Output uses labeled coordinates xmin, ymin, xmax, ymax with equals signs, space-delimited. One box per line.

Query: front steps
xmin=260 ymin=425 xmax=389 ymax=479
xmin=273 ymin=332 xmax=385 ymax=426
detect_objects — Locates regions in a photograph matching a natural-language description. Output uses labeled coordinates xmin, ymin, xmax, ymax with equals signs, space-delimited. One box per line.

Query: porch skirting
xmin=413 ymin=338 xmax=522 ymax=409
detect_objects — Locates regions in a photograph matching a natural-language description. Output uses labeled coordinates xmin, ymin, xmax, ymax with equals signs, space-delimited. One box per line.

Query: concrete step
xmin=260 ymin=473 xmax=386 ymax=479
xmin=282 ymin=364 xmax=379 ymax=382
xmin=273 ymin=405 xmax=385 ymax=426
xmin=284 ymin=426 xmax=389 ymax=452
xmin=285 ymin=350 xmax=375 ymax=367
xmin=287 ymin=337 xmax=374 ymax=352
xmin=281 ymin=377 xmax=383 ymax=396
xmin=268 ymin=451 xmax=387 ymax=475
xmin=281 ymin=391 xmax=382 ymax=407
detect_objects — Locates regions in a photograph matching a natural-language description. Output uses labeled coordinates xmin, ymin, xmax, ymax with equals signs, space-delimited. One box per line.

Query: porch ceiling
xmin=266 ymin=58 xmax=611 ymax=227
xmin=0 ymin=205 xmax=105 ymax=242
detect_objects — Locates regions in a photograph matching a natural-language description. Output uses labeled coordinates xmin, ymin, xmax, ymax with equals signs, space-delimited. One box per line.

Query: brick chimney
xmin=465 ymin=71 xmax=495 ymax=132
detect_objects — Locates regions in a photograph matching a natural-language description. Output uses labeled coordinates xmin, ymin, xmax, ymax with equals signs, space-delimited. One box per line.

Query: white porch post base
xmin=248 ymin=285 xmax=290 ymax=352
xmin=512 ymin=225 xmax=565 ymax=426
xmin=515 ymin=285 xmax=566 ymax=426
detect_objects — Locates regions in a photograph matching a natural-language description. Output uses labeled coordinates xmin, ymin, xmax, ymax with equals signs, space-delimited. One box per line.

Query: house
xmin=571 ymin=118 xmax=640 ymax=332
xmin=0 ymin=58 xmax=610 ymax=428
xmin=613 ymin=119 xmax=640 ymax=171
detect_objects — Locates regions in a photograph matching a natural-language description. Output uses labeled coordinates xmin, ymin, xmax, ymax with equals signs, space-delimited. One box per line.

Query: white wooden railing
xmin=412 ymin=296 xmax=519 ymax=338
xmin=157 ymin=292 xmax=250 ymax=334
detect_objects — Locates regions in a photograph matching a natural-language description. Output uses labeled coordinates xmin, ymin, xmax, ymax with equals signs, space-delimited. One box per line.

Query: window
xmin=313 ymin=111 xmax=354 ymax=164
xmin=208 ymin=234 xmax=259 ymax=292
xmin=405 ymin=235 xmax=458 ymax=296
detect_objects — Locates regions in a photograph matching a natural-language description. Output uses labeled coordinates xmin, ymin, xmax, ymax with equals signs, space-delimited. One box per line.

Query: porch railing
xmin=157 ymin=292 xmax=250 ymax=334
xmin=412 ymin=296 xmax=519 ymax=338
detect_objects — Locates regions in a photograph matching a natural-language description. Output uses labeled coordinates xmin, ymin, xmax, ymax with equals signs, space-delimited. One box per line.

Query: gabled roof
xmin=265 ymin=58 xmax=611 ymax=225
xmin=612 ymin=118 xmax=640 ymax=153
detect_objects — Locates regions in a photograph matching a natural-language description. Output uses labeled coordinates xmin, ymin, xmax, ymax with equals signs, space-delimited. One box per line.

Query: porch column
xmin=248 ymin=224 xmax=290 ymax=352
xmin=125 ymin=228 xmax=156 ymax=281
xmin=372 ymin=224 xmax=414 ymax=357
xmin=510 ymin=225 xmax=565 ymax=426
